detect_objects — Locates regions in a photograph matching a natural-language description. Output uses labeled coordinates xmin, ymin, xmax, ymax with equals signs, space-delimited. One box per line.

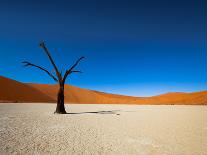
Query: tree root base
xmin=54 ymin=111 xmax=67 ymax=114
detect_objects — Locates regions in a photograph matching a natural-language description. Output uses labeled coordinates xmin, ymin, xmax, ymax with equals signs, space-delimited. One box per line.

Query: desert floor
xmin=0 ymin=103 xmax=207 ymax=155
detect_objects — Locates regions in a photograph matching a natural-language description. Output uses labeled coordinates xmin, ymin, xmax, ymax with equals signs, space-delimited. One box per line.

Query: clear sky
xmin=0 ymin=0 xmax=207 ymax=96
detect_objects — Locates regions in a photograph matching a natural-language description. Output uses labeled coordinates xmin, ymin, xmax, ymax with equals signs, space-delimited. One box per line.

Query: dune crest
xmin=0 ymin=76 xmax=207 ymax=104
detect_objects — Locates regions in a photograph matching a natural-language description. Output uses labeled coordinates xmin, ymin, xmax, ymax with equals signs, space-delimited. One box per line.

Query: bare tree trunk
xmin=23 ymin=42 xmax=84 ymax=114
xmin=55 ymin=85 xmax=66 ymax=114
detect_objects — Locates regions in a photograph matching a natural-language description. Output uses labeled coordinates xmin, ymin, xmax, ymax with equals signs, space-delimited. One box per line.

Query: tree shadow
xmin=66 ymin=110 xmax=137 ymax=115
xmin=66 ymin=110 xmax=121 ymax=115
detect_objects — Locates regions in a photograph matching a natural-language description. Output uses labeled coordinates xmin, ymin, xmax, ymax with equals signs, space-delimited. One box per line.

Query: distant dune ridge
xmin=0 ymin=76 xmax=207 ymax=104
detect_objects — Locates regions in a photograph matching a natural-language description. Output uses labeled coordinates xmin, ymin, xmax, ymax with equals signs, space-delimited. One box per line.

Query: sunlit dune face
xmin=1 ymin=76 xmax=207 ymax=105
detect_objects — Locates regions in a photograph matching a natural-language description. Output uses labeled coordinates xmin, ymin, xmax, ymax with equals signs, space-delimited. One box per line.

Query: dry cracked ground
xmin=0 ymin=103 xmax=207 ymax=155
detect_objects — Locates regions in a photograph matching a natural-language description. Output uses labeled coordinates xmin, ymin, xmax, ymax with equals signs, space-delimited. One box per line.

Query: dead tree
xmin=22 ymin=41 xmax=85 ymax=114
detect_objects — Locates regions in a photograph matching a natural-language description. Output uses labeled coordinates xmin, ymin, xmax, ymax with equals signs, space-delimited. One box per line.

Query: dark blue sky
xmin=0 ymin=0 xmax=207 ymax=96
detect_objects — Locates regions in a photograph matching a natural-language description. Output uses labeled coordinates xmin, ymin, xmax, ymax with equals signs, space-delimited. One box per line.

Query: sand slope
xmin=28 ymin=83 xmax=143 ymax=104
xmin=143 ymin=91 xmax=207 ymax=105
xmin=0 ymin=76 xmax=55 ymax=103
xmin=0 ymin=76 xmax=207 ymax=104
xmin=28 ymin=83 xmax=207 ymax=105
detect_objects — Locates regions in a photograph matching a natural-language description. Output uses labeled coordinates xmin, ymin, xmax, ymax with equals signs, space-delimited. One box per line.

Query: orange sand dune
xmin=0 ymin=76 xmax=55 ymax=103
xmin=147 ymin=91 xmax=207 ymax=105
xmin=0 ymin=76 xmax=207 ymax=104
xmin=28 ymin=84 xmax=207 ymax=105
xmin=28 ymin=83 xmax=143 ymax=104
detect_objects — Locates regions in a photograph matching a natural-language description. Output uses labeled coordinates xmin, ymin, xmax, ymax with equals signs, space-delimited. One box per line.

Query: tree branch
xmin=22 ymin=61 xmax=58 ymax=82
xmin=39 ymin=41 xmax=62 ymax=81
xmin=71 ymin=70 xmax=83 ymax=73
xmin=63 ymin=56 xmax=85 ymax=84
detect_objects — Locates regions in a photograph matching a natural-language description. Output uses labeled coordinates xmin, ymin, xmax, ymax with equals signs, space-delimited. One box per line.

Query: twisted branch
xmin=39 ymin=41 xmax=62 ymax=81
xmin=22 ymin=61 xmax=58 ymax=82
xmin=63 ymin=56 xmax=85 ymax=84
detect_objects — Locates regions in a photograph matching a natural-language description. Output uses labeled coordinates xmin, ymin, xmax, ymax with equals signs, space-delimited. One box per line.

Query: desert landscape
xmin=0 ymin=76 xmax=207 ymax=154
xmin=0 ymin=103 xmax=207 ymax=155
xmin=1 ymin=0 xmax=207 ymax=154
